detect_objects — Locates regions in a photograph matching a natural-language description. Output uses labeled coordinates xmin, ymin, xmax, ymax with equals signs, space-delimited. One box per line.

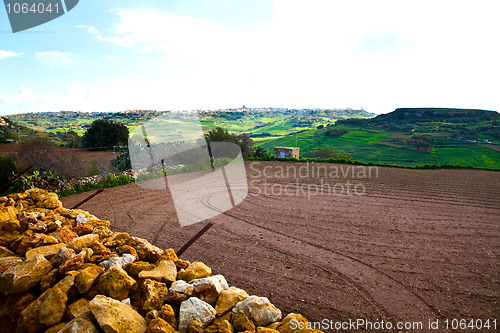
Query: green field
xmin=259 ymin=126 xmax=500 ymax=169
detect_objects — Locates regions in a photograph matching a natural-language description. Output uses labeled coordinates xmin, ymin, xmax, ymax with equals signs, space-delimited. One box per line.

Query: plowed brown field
xmin=61 ymin=161 xmax=500 ymax=332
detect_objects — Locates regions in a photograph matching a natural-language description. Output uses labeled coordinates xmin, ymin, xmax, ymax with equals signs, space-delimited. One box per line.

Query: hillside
xmin=259 ymin=108 xmax=500 ymax=170
xmin=6 ymin=108 xmax=374 ymax=145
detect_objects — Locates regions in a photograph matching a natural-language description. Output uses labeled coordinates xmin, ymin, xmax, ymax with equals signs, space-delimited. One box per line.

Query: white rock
xmin=76 ymin=213 xmax=87 ymax=225
xmin=232 ymin=295 xmax=282 ymax=327
xmin=99 ymin=253 xmax=135 ymax=269
xmin=178 ymin=297 xmax=216 ymax=333
xmin=189 ymin=274 xmax=229 ymax=305
xmin=170 ymin=280 xmax=194 ymax=296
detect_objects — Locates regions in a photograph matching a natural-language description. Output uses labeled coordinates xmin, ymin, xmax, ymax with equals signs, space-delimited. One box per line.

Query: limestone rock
xmin=16 ymin=233 xmax=43 ymax=255
xmin=129 ymin=236 xmax=164 ymax=262
xmin=116 ymin=244 xmax=139 ymax=260
xmin=179 ymin=297 xmax=216 ymax=333
xmin=164 ymin=289 xmax=189 ymax=305
xmin=38 ymin=276 xmax=75 ymax=326
xmin=277 ymin=313 xmax=308 ymax=333
xmin=205 ymin=319 xmax=234 ymax=333
xmin=89 ymin=294 xmax=147 ymax=333
xmin=145 ymin=309 xmax=159 ymax=323
xmin=268 ymin=322 xmax=281 ymax=330
xmin=45 ymin=323 xmax=67 ymax=333
xmin=158 ymin=248 xmax=189 ymax=269
xmin=188 ymin=318 xmax=204 ymax=333
xmin=73 ymin=222 xmax=94 ymax=236
xmin=67 ymin=234 xmax=99 ymax=252
xmin=0 ymin=206 xmax=20 ymax=232
xmin=25 ymin=243 xmax=66 ymax=259
xmin=89 ymin=241 xmax=112 ymax=256
xmin=57 ymin=314 xmax=100 ymax=333
xmin=64 ymin=297 xmax=90 ymax=321
xmin=158 ymin=304 xmax=177 ymax=329
xmin=170 ymin=279 xmax=194 ymax=296
xmin=232 ymin=296 xmax=282 ymax=327
xmin=104 ymin=232 xmax=131 ymax=247
xmin=138 ymin=259 xmax=177 ymax=283
xmin=0 ymin=230 xmax=20 ymax=247
xmin=146 ymin=318 xmax=176 ymax=333
xmin=99 ymin=253 xmax=136 ymax=269
xmin=0 ymin=254 xmax=52 ymax=294
xmin=177 ymin=261 xmax=212 ymax=282
xmin=232 ymin=310 xmax=255 ymax=332
xmin=59 ymin=250 xmax=86 ymax=274
xmin=50 ymin=246 xmax=76 ymax=267
xmin=50 ymin=227 xmax=78 ymax=243
xmin=257 ymin=327 xmax=279 ymax=333
xmin=40 ymin=268 xmax=59 ymax=291
xmin=0 ymin=257 xmax=22 ymax=273
xmin=75 ymin=264 xmax=104 ymax=294
xmin=124 ymin=261 xmax=155 ymax=278
xmin=98 ymin=265 xmax=137 ymax=300
xmin=0 ymin=293 xmax=37 ymax=333
xmin=0 ymin=245 xmax=15 ymax=257
xmin=190 ymin=274 xmax=229 ymax=306
xmin=215 ymin=287 xmax=249 ymax=315
xmin=16 ymin=275 xmax=74 ymax=332
xmin=27 ymin=220 xmax=47 ymax=233
xmin=75 ymin=213 xmax=87 ymax=224
xmin=92 ymin=226 xmax=113 ymax=239
xmin=137 ymin=279 xmax=168 ymax=315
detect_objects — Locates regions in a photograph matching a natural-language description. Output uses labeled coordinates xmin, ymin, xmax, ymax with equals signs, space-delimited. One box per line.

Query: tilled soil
xmin=62 ymin=161 xmax=500 ymax=332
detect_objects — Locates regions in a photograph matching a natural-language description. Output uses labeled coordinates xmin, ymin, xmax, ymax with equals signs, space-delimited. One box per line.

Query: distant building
xmin=274 ymin=147 xmax=300 ymax=159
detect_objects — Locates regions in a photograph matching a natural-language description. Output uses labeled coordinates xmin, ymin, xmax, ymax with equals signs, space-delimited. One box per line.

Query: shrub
xmin=324 ymin=128 xmax=349 ymax=137
xmin=0 ymin=156 xmax=18 ymax=189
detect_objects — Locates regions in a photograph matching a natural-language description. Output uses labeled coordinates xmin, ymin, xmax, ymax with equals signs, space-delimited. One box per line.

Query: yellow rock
xmin=233 ymin=310 xmax=255 ymax=332
xmin=138 ymin=260 xmax=177 ymax=283
xmin=0 ymin=206 xmax=20 ymax=232
xmin=277 ymin=314 xmax=308 ymax=333
xmin=215 ymin=287 xmax=249 ymax=316
xmin=177 ymin=261 xmax=211 ymax=282
xmin=25 ymin=243 xmax=66 ymax=259
xmin=147 ymin=317 xmax=176 ymax=333
xmin=98 ymin=266 xmax=137 ymax=300
xmin=257 ymin=327 xmax=279 ymax=333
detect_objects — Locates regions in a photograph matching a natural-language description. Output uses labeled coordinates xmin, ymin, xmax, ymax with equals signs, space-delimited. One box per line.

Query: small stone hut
xmin=273 ymin=147 xmax=299 ymax=159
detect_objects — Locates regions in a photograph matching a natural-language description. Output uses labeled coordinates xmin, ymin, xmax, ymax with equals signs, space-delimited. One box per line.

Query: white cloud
xmin=0 ymin=86 xmax=37 ymax=106
xmin=36 ymin=51 xmax=75 ymax=69
xmin=106 ymin=55 xmax=122 ymax=61
xmin=0 ymin=50 xmax=24 ymax=60
xmin=76 ymin=25 xmax=100 ymax=36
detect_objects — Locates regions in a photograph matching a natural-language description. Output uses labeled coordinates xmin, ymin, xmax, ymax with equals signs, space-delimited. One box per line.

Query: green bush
xmin=0 ymin=156 xmax=18 ymax=189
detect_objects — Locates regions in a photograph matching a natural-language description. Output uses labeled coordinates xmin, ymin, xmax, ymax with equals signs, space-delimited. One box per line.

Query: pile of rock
xmin=0 ymin=189 xmax=322 ymax=333
xmin=14 ymin=170 xmax=135 ymax=193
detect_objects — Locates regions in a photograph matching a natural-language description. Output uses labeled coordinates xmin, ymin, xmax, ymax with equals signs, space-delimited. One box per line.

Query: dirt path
xmin=61 ymin=161 xmax=500 ymax=332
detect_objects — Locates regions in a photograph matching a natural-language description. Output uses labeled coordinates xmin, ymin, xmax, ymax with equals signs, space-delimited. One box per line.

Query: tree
xmin=0 ymin=156 xmax=18 ymax=189
xmin=111 ymin=148 xmax=132 ymax=172
xmin=312 ymin=147 xmax=338 ymax=159
xmin=204 ymin=127 xmax=254 ymax=158
xmin=253 ymin=146 xmax=271 ymax=158
xmin=411 ymin=134 xmax=433 ymax=152
xmin=16 ymin=137 xmax=88 ymax=178
xmin=83 ymin=119 xmax=129 ymax=149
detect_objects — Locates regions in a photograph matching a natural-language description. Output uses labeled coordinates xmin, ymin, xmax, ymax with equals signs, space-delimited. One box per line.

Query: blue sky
xmin=0 ymin=0 xmax=499 ymax=115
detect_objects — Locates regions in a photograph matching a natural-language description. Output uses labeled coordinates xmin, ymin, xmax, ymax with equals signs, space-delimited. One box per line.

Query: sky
xmin=0 ymin=0 xmax=499 ymax=116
